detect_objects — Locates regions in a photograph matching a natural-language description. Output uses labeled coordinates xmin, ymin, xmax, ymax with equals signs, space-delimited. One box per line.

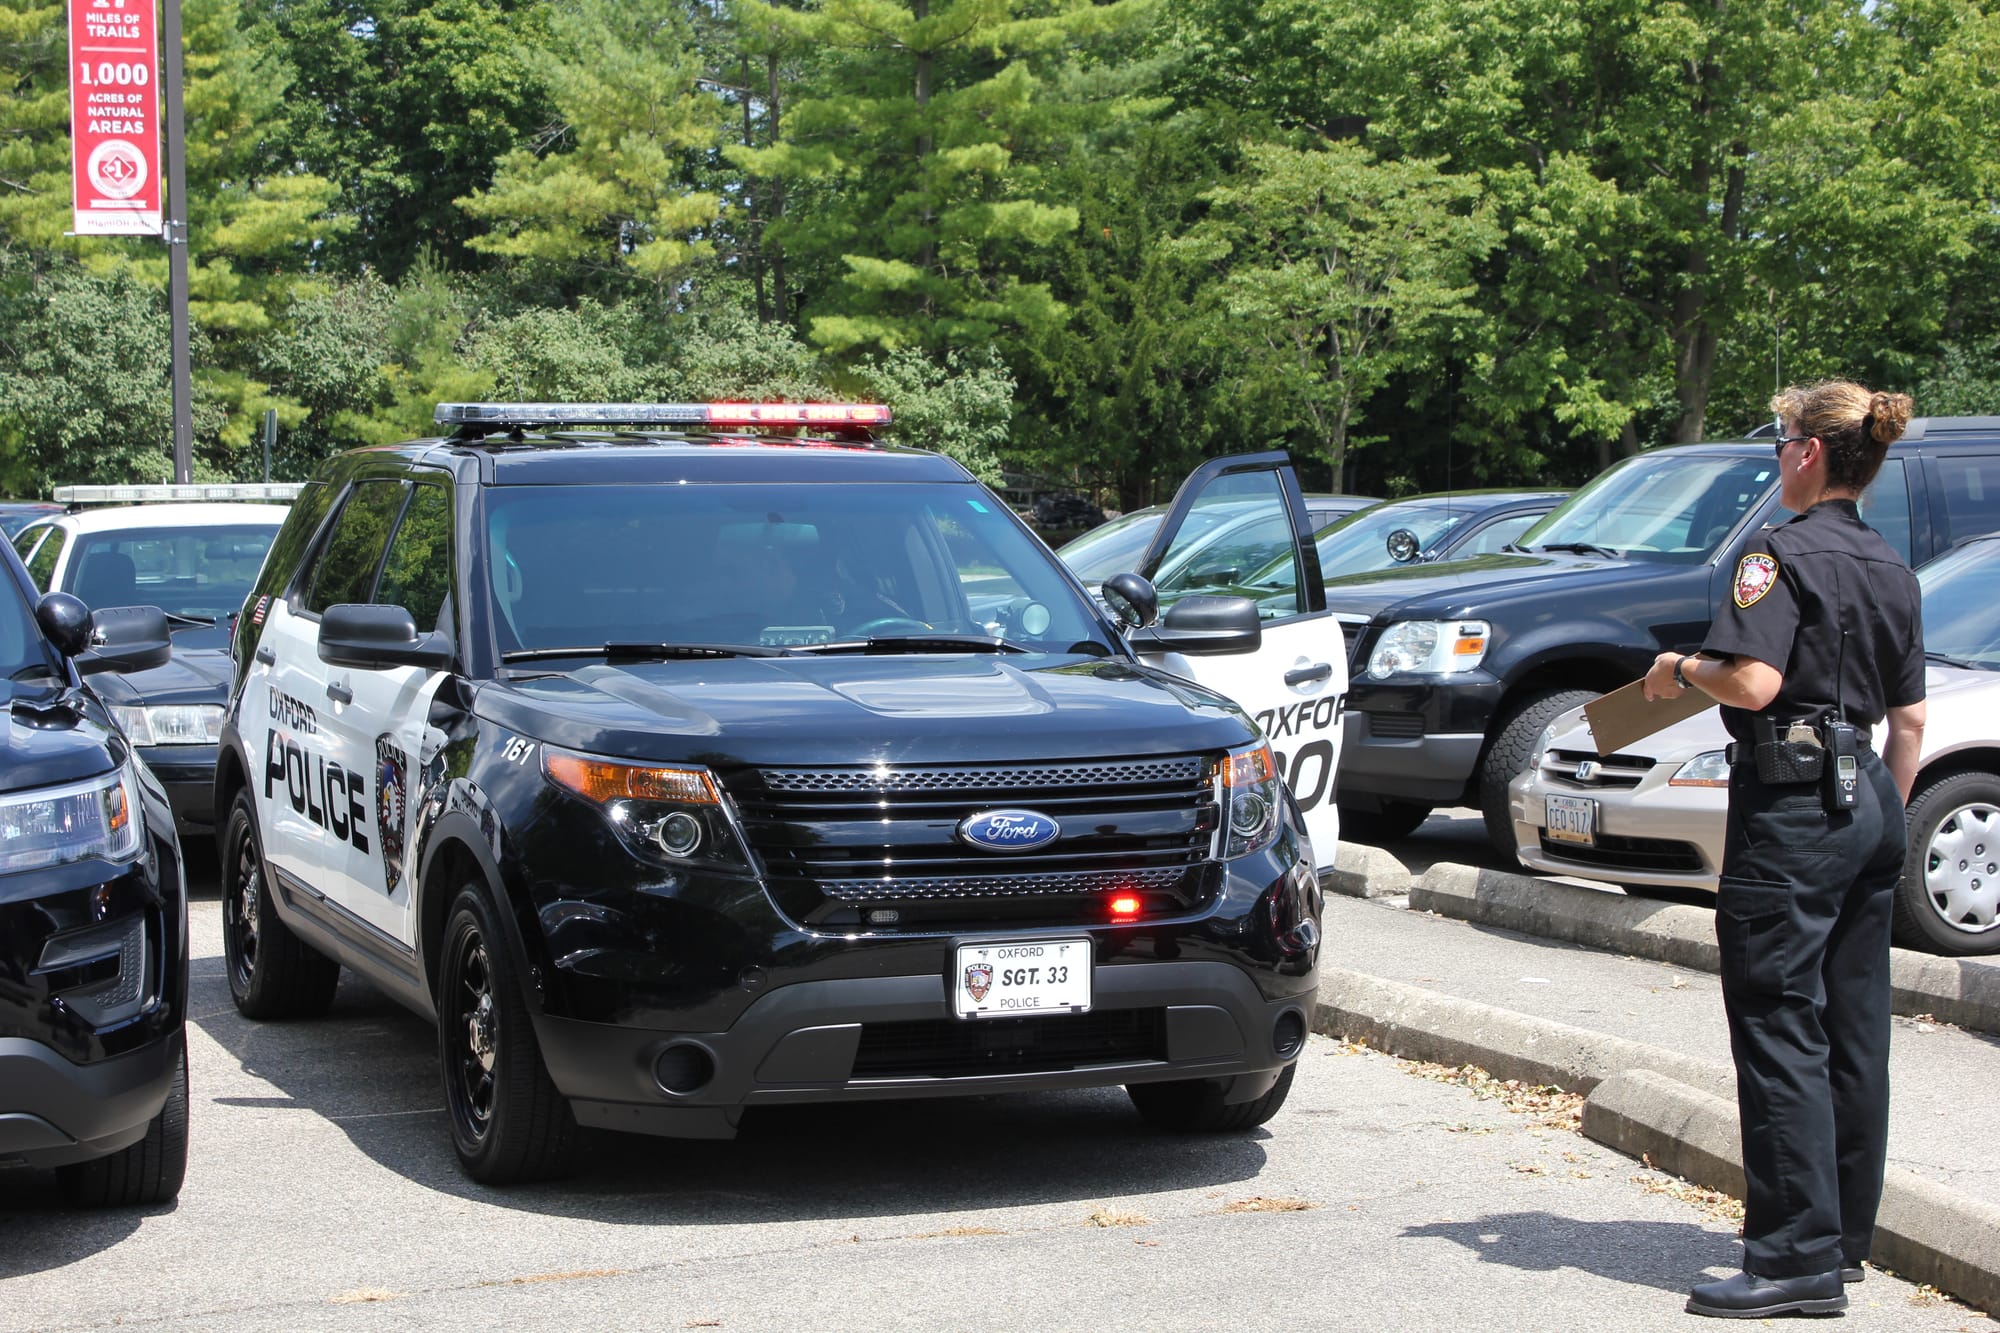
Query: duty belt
xmin=1724 ymin=731 xmax=1873 ymax=767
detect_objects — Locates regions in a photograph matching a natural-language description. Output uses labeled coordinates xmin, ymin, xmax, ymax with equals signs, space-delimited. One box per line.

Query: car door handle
xmin=254 ymin=646 xmax=277 ymax=666
xmin=1284 ymin=663 xmax=1333 ymax=686
xmin=326 ymin=681 xmax=353 ymax=705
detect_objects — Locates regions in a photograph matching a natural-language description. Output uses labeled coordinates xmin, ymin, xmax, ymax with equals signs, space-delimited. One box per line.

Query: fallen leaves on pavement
xmin=1401 ymin=1060 xmax=1585 ymax=1132
xmin=1219 ymin=1196 xmax=1319 ymax=1214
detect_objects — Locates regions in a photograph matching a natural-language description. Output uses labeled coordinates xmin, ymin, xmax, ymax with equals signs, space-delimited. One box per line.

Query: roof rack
xmin=435 ymin=402 xmax=893 ymax=430
xmin=53 ymin=483 xmax=303 ymax=505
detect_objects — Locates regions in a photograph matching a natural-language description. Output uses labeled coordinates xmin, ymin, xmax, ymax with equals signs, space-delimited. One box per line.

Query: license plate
xmin=1545 ymin=793 xmax=1597 ymax=846
xmin=953 ymin=939 xmax=1092 ymax=1019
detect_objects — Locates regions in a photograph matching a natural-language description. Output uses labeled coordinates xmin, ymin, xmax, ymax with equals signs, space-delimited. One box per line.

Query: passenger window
xmin=1458 ymin=512 xmax=1541 ymax=558
xmin=1152 ymin=472 xmax=1299 ymax=620
xmin=1933 ymin=454 xmax=2000 ymax=551
xmin=12 ymin=525 xmax=43 ymax=564
xmin=304 ymin=480 xmax=407 ymax=615
xmin=25 ymin=527 xmax=65 ymax=591
xmin=375 ymin=481 xmax=453 ymax=631
xmin=1857 ymin=460 xmax=1913 ymax=566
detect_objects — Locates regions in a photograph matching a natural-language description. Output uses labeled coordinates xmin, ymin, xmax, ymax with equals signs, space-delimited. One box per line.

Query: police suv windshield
xmin=0 ymin=575 xmax=56 ymax=687
xmin=485 ymin=482 xmax=1115 ymax=656
xmin=1520 ymin=451 xmax=1777 ymax=563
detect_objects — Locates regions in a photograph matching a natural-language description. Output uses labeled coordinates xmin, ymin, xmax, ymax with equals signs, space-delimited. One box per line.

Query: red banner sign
xmin=68 ymin=0 xmax=162 ymax=236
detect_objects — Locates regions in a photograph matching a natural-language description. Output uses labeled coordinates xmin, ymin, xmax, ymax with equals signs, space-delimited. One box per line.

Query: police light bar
xmin=53 ymin=483 xmax=303 ymax=504
xmin=435 ymin=402 xmax=893 ymax=428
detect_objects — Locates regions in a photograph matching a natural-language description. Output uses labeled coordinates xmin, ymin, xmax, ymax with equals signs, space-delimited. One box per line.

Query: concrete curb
xmin=1411 ymin=861 xmax=2000 ymax=1035
xmin=1313 ymin=967 xmax=1732 ymax=1099
xmin=1323 ymin=841 xmax=1414 ymax=899
xmin=1584 ymin=1069 xmax=2000 ymax=1317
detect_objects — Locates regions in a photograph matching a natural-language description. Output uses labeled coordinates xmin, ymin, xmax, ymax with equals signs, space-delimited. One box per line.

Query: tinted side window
xmin=26 ymin=527 xmax=66 ymax=591
xmin=375 ymin=480 xmax=453 ymax=631
xmin=1857 ymin=459 xmax=1912 ymax=566
xmin=305 ymin=480 xmax=407 ymax=615
xmin=12 ymin=525 xmax=44 ymax=563
xmin=255 ymin=482 xmax=336 ymax=605
xmin=1933 ymin=454 xmax=2000 ymax=551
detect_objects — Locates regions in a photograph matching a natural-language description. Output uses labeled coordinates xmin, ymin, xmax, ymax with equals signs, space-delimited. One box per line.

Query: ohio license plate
xmin=953 ymin=939 xmax=1092 ymax=1019
xmin=1545 ymin=793 xmax=1598 ymax=846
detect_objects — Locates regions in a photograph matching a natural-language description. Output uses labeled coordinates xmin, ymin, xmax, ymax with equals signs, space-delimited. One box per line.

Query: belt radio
xmin=1822 ymin=717 xmax=1860 ymax=810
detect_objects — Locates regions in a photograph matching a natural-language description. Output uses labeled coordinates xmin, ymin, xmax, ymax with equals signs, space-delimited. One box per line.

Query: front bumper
xmin=0 ymin=1030 xmax=182 ymax=1168
xmin=536 ymin=959 xmax=1313 ymax=1140
xmin=1336 ymin=678 xmax=1502 ymax=805
xmin=1508 ymin=766 xmax=1724 ymax=892
xmin=140 ymin=744 xmax=218 ymax=836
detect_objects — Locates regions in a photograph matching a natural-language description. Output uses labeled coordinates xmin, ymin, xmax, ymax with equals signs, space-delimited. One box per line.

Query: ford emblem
xmin=957 ymin=809 xmax=1061 ymax=853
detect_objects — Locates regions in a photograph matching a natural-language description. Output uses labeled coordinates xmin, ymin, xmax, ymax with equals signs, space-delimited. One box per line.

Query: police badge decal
xmin=1734 ymin=552 xmax=1780 ymax=608
xmin=376 ymin=734 xmax=408 ymax=892
xmin=964 ymin=963 xmax=994 ymax=1003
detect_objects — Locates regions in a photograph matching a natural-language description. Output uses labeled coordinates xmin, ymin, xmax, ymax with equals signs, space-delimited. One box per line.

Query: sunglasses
xmin=1772 ymin=433 xmax=1813 ymax=456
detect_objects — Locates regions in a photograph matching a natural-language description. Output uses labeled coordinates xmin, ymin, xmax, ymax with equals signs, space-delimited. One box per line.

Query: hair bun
xmin=1868 ymin=391 xmax=1914 ymax=444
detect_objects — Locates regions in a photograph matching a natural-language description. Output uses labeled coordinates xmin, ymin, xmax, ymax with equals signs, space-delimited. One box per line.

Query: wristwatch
xmin=1673 ymin=655 xmax=1693 ymax=690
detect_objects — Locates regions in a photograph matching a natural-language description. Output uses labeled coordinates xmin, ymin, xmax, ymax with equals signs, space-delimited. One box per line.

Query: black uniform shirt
xmin=1701 ymin=498 xmax=1925 ymax=744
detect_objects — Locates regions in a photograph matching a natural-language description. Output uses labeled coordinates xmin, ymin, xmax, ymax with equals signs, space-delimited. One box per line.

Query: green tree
xmin=1173 ymin=141 xmax=1497 ymax=481
xmin=730 ymin=0 xmax=1157 ymax=356
xmin=458 ymin=0 xmax=726 ymax=298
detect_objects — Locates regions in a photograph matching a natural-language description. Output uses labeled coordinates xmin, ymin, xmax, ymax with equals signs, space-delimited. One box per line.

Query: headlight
xmin=1669 ymin=750 xmax=1731 ymax=788
xmin=111 ymin=704 xmax=225 ymax=746
xmin=542 ymin=749 xmax=753 ymax=875
xmin=1214 ymin=742 xmax=1281 ymax=859
xmin=0 ymin=764 xmax=144 ymax=873
xmin=1532 ymin=721 xmax=1559 ymax=768
xmin=1366 ymin=620 xmax=1491 ymax=679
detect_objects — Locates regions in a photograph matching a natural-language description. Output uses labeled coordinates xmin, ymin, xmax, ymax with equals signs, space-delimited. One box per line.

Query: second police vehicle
xmin=217 ymin=403 xmax=1344 ymax=1183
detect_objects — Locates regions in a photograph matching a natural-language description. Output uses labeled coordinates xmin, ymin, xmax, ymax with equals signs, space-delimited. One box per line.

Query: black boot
xmin=1686 ymin=1269 xmax=1847 ymax=1318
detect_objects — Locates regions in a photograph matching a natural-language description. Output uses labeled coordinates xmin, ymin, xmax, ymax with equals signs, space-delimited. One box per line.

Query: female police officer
xmin=1644 ymin=380 xmax=1926 ymax=1319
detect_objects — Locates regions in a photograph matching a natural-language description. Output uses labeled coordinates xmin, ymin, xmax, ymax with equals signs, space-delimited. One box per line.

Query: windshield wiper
xmin=500 ymin=642 xmax=795 ymax=664
xmin=1925 ymin=650 xmax=1991 ymax=670
xmin=165 ymin=612 xmax=215 ymax=628
xmin=788 ymin=634 xmax=1030 ymax=656
xmin=1536 ymin=541 xmax=1620 ymax=559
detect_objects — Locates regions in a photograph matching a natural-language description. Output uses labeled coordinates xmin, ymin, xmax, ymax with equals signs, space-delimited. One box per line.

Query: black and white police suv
xmin=216 ymin=403 xmax=1326 ymax=1183
xmin=0 ymin=538 xmax=188 ymax=1206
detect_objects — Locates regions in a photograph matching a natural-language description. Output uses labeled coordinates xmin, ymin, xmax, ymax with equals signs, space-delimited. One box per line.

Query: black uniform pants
xmin=1716 ymin=752 xmax=1905 ymax=1277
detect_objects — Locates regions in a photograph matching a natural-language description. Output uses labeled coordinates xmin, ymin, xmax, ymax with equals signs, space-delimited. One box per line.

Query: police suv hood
xmin=472 ymin=653 xmax=1259 ymax=765
xmin=0 ymin=681 xmax=128 ymax=794
xmin=86 ymin=645 xmax=232 ymax=709
xmin=1322 ymin=550 xmax=1683 ymax=622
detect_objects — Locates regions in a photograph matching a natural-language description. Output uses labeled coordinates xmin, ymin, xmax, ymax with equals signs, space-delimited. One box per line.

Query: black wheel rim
xmin=226 ymin=826 xmax=261 ymax=992
xmin=449 ymin=928 xmax=498 ymax=1141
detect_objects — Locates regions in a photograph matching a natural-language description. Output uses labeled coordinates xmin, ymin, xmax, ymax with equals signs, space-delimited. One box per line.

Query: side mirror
xmin=1100 ymin=571 xmax=1159 ymax=629
xmin=1127 ymin=594 xmax=1263 ymax=657
xmin=69 ymin=602 xmax=173 ymax=675
xmin=319 ymin=603 xmax=454 ymax=671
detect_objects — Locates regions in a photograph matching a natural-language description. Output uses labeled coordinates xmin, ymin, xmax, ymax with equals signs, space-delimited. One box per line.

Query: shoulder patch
xmin=1734 ymin=552 xmax=1780 ymax=608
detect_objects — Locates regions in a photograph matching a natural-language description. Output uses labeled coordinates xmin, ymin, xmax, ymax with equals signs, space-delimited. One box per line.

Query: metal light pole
xmin=159 ymin=0 xmax=192 ymax=484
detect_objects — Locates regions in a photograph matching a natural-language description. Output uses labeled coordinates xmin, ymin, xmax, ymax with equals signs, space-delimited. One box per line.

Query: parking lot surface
xmin=1 ymin=891 xmax=1989 ymax=1332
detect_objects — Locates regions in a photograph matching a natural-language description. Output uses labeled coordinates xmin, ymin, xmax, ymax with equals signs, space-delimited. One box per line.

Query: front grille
xmin=851 ymin=1008 xmax=1168 ymax=1078
xmin=1541 ymin=747 xmax=1657 ymax=791
xmin=726 ymin=755 xmax=1220 ymax=931
xmin=1539 ymin=832 xmax=1704 ymax=874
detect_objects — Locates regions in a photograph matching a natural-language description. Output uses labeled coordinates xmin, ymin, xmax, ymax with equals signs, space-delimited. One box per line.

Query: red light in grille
xmin=1110 ymin=894 xmax=1141 ymax=918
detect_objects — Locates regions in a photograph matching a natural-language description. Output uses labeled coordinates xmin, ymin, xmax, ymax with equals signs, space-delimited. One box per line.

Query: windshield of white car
xmin=1520 ymin=452 xmax=1777 ymax=563
xmin=1917 ymin=539 xmax=2000 ymax=669
xmin=65 ymin=524 xmax=279 ymax=622
xmin=486 ymin=482 xmax=1116 ymax=657
xmin=1056 ymin=503 xmax=1260 ymax=584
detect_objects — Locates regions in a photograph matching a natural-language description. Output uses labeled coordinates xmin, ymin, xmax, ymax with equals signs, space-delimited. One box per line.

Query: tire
xmin=1337 ymin=799 xmax=1433 ymax=845
xmin=220 ymin=790 xmax=339 ymax=1020
xmin=1480 ymin=688 xmax=1599 ymax=859
xmin=1892 ymin=769 xmax=2000 ymax=957
xmin=57 ymin=1042 xmax=189 ymax=1207
xmin=1127 ymin=1063 xmax=1296 ymax=1133
xmin=438 ymin=883 xmax=580 ymax=1183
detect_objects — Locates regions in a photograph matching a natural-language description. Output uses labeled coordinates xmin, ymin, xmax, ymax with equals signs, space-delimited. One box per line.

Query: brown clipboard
xmin=1581 ymin=677 xmax=1717 ymax=756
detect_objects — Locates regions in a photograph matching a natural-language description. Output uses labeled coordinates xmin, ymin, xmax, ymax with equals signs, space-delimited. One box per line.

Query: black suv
xmin=215 ymin=403 xmax=1322 ymax=1184
xmin=1330 ymin=416 xmax=2000 ymax=850
xmin=0 ymin=542 xmax=187 ymax=1205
